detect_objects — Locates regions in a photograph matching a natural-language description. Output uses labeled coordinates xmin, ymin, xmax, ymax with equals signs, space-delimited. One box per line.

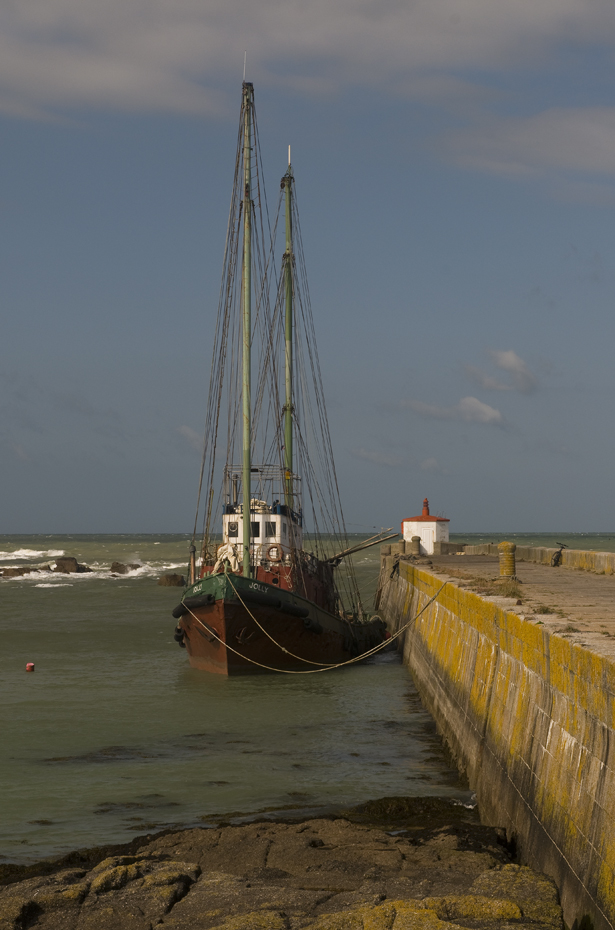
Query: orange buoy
xmin=26 ymin=662 xmax=35 ymax=672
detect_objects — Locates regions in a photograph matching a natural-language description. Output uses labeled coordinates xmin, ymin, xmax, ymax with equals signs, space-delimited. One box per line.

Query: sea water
xmin=0 ymin=533 xmax=467 ymax=865
xmin=3 ymin=532 xmax=610 ymax=864
xmin=456 ymin=532 xmax=615 ymax=550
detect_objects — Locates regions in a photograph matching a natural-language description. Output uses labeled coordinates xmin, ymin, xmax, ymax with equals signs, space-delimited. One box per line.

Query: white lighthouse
xmin=401 ymin=498 xmax=449 ymax=556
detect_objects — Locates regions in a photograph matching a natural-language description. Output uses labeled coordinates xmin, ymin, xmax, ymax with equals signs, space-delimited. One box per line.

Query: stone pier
xmin=377 ymin=550 xmax=615 ymax=930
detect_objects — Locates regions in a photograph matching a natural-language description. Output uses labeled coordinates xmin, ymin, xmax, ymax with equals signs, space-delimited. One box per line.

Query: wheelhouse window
xmin=251 ymin=522 xmax=260 ymax=538
xmin=228 ymin=522 xmax=238 ymax=537
xmin=265 ymin=521 xmax=276 ymax=538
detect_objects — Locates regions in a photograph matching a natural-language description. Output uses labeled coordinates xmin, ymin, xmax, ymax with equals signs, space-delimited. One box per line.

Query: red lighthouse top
xmin=402 ymin=498 xmax=450 ymax=524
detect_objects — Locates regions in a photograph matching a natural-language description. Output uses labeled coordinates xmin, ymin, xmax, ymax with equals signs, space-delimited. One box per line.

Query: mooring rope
xmin=180 ymin=579 xmax=448 ymax=675
xmin=226 ymin=574 xmax=340 ymax=666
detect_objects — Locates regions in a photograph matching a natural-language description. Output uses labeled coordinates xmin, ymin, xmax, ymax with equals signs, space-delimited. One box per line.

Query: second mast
xmin=242 ymin=82 xmax=253 ymax=578
xmin=282 ymin=157 xmax=294 ymax=511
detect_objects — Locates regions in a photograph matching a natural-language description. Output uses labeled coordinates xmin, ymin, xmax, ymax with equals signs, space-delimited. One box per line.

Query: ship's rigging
xmin=188 ymin=83 xmax=367 ymax=616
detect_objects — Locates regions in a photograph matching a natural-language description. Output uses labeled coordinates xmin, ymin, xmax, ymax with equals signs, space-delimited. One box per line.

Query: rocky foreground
xmin=0 ymin=799 xmax=562 ymax=930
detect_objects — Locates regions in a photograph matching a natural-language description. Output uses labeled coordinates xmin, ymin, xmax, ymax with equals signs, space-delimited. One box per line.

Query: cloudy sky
xmin=2 ymin=0 xmax=615 ymax=533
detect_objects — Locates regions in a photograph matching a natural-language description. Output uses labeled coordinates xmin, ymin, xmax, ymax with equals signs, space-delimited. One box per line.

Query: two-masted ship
xmin=171 ymin=82 xmax=392 ymax=674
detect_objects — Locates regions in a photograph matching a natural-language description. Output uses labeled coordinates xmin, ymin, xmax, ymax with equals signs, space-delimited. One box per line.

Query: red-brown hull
xmin=180 ymin=600 xmax=372 ymax=675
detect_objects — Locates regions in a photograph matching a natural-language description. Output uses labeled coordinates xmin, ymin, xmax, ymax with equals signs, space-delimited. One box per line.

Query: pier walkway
xmin=428 ymin=553 xmax=615 ymax=661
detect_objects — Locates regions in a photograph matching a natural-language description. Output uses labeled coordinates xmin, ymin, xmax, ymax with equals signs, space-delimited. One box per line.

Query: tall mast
xmin=242 ymin=82 xmax=253 ymax=578
xmin=282 ymin=154 xmax=293 ymax=509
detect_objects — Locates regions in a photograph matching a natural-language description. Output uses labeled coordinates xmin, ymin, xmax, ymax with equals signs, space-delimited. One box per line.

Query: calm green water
xmin=1 ymin=534 xmax=468 ymax=865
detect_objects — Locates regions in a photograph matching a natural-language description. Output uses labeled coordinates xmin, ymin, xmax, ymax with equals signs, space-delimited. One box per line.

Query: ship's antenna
xmin=288 ymin=144 xmax=291 ymax=166
xmin=243 ymin=51 xmax=247 ymax=81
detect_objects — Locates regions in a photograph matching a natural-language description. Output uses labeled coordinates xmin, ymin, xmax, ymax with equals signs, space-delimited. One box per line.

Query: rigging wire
xmin=189 ymin=83 xmax=364 ymax=614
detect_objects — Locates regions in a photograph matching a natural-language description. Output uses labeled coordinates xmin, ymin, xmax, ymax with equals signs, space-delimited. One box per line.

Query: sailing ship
xmin=171 ymin=82 xmax=394 ymax=674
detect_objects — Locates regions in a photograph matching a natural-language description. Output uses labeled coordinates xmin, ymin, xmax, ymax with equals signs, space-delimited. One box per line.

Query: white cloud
xmin=465 ymin=365 xmax=511 ymax=392
xmin=1 ymin=0 xmax=615 ymax=117
xmin=446 ymin=107 xmax=615 ymax=179
xmin=421 ymin=457 xmax=447 ymax=474
xmin=466 ymin=349 xmax=537 ymax=393
xmin=457 ymin=396 xmax=503 ymax=424
xmin=489 ymin=349 xmax=537 ymax=393
xmin=402 ymin=396 xmax=503 ymax=426
xmin=177 ymin=425 xmax=202 ymax=451
xmin=352 ymin=447 xmax=403 ymax=467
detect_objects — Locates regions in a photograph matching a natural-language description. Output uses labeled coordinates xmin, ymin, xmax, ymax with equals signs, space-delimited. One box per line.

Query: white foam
xmin=82 ymin=561 xmax=184 ymax=579
xmin=2 ymin=560 xmax=185 ymax=583
xmin=134 ymin=562 xmax=184 ymax=574
xmin=35 ymin=583 xmax=73 ymax=588
xmin=0 ymin=549 xmax=65 ymax=561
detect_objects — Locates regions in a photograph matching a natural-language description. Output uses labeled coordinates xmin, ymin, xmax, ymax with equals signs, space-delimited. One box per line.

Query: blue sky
xmin=2 ymin=0 xmax=615 ymax=534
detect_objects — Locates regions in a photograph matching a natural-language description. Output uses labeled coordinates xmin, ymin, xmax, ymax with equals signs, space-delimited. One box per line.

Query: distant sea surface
xmin=1 ymin=533 xmax=472 ymax=865
xmin=452 ymin=532 xmax=615 ymax=551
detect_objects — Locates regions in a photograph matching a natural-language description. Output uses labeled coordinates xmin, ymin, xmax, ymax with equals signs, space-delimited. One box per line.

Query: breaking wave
xmin=35 ymin=583 xmax=74 ymax=588
xmin=2 ymin=561 xmax=185 ymax=583
xmin=0 ymin=549 xmax=65 ymax=561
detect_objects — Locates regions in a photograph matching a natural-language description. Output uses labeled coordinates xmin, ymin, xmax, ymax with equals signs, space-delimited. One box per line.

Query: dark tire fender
xmin=172 ymin=592 xmax=215 ymax=618
xmin=303 ymin=616 xmax=323 ymax=634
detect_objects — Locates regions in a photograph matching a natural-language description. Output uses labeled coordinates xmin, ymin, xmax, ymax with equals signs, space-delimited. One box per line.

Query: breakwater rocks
xmin=0 ymin=800 xmax=562 ymax=930
xmin=1 ymin=557 xmax=92 ymax=577
xmin=1 ymin=566 xmax=51 ymax=578
xmin=53 ymin=557 xmax=92 ymax=574
xmin=111 ymin=562 xmax=141 ymax=575
xmin=157 ymin=573 xmax=186 ymax=587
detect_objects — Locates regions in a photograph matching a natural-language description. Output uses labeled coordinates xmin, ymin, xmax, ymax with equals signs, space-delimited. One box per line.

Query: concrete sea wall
xmin=378 ymin=556 xmax=615 ymax=930
xmin=465 ymin=544 xmax=615 ymax=575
